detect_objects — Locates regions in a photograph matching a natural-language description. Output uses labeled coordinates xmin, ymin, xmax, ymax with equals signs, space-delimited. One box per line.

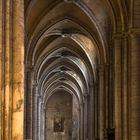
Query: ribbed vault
xmin=24 ymin=0 xmax=117 ymax=140
xmin=1 ymin=0 xmax=139 ymax=139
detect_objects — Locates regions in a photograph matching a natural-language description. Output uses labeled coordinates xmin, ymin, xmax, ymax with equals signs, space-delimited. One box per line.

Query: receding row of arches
xmin=1 ymin=0 xmax=139 ymax=140
xmin=24 ymin=0 xmax=124 ymax=140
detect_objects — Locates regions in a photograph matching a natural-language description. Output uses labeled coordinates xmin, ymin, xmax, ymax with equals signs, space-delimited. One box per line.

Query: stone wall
xmin=0 ymin=0 xmax=140 ymax=140
xmin=45 ymin=91 xmax=72 ymax=140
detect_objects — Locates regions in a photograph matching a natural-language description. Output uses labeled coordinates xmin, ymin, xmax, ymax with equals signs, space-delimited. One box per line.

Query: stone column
xmin=108 ymin=46 xmax=114 ymax=130
xmin=40 ymin=102 xmax=45 ymax=140
xmin=130 ymin=32 xmax=140 ymax=140
xmin=24 ymin=66 xmax=33 ymax=139
xmin=98 ymin=65 xmax=105 ymax=140
xmin=2 ymin=0 xmax=13 ymax=139
xmin=122 ymin=36 xmax=129 ymax=140
xmin=38 ymin=101 xmax=46 ymax=140
xmin=105 ymin=65 xmax=109 ymax=129
xmin=38 ymin=100 xmax=41 ymax=140
xmin=94 ymin=83 xmax=99 ymax=139
xmin=114 ymin=37 xmax=123 ymax=140
xmin=0 ymin=0 xmax=24 ymax=139
xmin=0 ymin=0 xmax=3 ymax=138
xmin=83 ymin=95 xmax=88 ymax=140
xmin=113 ymin=34 xmax=130 ymax=140
xmin=129 ymin=1 xmax=140 ymax=139
xmin=79 ymin=102 xmax=84 ymax=140
xmin=12 ymin=0 xmax=24 ymax=139
xmin=88 ymin=83 xmax=94 ymax=140
xmin=32 ymin=81 xmax=38 ymax=140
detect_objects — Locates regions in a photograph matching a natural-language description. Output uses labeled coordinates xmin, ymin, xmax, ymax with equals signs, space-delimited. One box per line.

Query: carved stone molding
xmin=112 ymin=28 xmax=140 ymax=39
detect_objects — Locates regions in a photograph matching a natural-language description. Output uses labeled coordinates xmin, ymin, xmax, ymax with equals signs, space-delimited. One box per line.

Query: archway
xmin=24 ymin=1 xmax=109 ymax=140
xmin=45 ymin=91 xmax=73 ymax=140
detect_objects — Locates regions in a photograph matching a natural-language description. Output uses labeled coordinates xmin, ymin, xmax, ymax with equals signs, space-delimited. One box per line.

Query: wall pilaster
xmin=113 ymin=34 xmax=130 ymax=140
xmin=0 ymin=0 xmax=3 ymax=139
xmin=98 ymin=65 xmax=105 ymax=140
xmin=130 ymin=32 xmax=140 ymax=140
xmin=12 ymin=0 xmax=24 ymax=139
xmin=0 ymin=0 xmax=24 ymax=139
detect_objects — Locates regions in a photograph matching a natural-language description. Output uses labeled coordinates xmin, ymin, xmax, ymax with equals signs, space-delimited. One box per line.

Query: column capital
xmin=112 ymin=32 xmax=129 ymax=39
xmin=32 ymin=79 xmax=38 ymax=87
xmin=82 ymin=93 xmax=89 ymax=104
xmin=83 ymin=93 xmax=89 ymax=98
xmin=79 ymin=102 xmax=84 ymax=107
xmin=37 ymin=94 xmax=41 ymax=99
xmin=112 ymin=28 xmax=140 ymax=40
xmin=129 ymin=28 xmax=140 ymax=35
xmin=25 ymin=64 xmax=34 ymax=73
xmin=97 ymin=64 xmax=108 ymax=74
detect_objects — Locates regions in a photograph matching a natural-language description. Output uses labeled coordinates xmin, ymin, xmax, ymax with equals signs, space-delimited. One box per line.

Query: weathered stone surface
xmin=0 ymin=0 xmax=140 ymax=140
xmin=0 ymin=0 xmax=24 ymax=139
xmin=130 ymin=34 xmax=140 ymax=140
xmin=46 ymin=92 xmax=72 ymax=140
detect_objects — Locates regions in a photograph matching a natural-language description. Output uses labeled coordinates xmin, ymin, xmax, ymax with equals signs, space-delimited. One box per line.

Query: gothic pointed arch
xmin=24 ymin=0 xmax=116 ymax=140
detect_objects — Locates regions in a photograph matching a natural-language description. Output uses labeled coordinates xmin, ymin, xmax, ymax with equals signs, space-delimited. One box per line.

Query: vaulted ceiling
xmin=24 ymin=0 xmax=129 ymax=105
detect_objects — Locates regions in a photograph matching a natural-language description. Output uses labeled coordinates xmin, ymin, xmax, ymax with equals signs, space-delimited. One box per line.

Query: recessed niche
xmin=53 ymin=117 xmax=65 ymax=132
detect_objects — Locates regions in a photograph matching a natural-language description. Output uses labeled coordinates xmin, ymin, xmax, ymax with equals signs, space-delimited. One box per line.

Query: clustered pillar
xmin=0 ymin=0 xmax=24 ymax=139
